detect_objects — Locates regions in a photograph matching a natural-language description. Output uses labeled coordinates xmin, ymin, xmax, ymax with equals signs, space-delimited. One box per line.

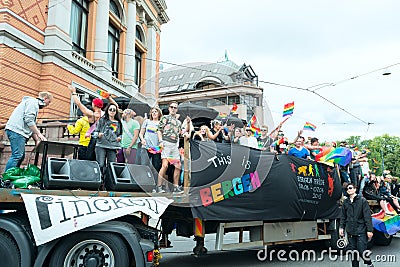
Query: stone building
xmin=158 ymin=60 xmax=273 ymax=126
xmin=0 ymin=0 xmax=168 ymax=122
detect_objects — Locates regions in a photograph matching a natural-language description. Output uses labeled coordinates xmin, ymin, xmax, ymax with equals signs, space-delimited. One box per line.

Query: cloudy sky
xmin=159 ymin=0 xmax=400 ymax=142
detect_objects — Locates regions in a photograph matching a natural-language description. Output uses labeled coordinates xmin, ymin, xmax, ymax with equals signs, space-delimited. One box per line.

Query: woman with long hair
xmin=93 ymin=103 xmax=122 ymax=174
xmin=192 ymin=125 xmax=210 ymax=141
xmin=139 ymin=107 xmax=163 ymax=172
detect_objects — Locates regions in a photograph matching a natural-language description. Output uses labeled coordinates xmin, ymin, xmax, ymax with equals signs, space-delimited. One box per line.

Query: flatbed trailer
xmin=0 ymin=188 xmax=179 ymax=267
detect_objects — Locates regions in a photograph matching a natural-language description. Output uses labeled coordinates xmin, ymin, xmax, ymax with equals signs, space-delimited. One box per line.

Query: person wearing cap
xmin=239 ymin=127 xmax=258 ymax=149
xmin=69 ymin=85 xmax=119 ymax=160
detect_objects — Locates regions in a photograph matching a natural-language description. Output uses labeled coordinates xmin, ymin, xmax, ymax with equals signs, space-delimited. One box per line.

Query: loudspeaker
xmin=43 ymin=158 xmax=102 ymax=190
xmin=106 ymin=162 xmax=155 ymax=192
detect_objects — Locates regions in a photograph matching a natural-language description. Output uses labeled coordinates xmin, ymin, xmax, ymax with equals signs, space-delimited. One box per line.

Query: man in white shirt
xmin=239 ymin=127 xmax=258 ymax=149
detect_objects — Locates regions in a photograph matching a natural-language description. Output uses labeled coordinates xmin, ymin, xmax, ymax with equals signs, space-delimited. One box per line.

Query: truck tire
xmin=0 ymin=231 xmax=21 ymax=267
xmin=49 ymin=232 xmax=130 ymax=267
xmin=373 ymin=230 xmax=392 ymax=246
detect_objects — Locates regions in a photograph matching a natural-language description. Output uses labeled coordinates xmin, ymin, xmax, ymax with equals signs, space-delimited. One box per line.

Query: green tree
xmin=364 ymin=134 xmax=400 ymax=176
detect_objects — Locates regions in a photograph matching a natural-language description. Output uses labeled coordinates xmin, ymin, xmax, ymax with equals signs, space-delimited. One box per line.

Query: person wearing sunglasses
xmin=339 ymin=183 xmax=374 ymax=267
xmin=157 ymin=101 xmax=190 ymax=194
xmin=92 ymin=103 xmax=122 ymax=176
xmin=257 ymin=125 xmax=273 ymax=151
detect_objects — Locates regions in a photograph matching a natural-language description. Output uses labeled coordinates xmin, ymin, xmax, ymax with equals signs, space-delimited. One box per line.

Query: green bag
xmin=2 ymin=167 xmax=23 ymax=181
xmin=2 ymin=165 xmax=41 ymax=188
xmin=12 ymin=176 xmax=41 ymax=188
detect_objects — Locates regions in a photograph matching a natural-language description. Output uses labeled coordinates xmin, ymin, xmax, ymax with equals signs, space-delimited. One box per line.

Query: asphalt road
xmin=159 ymin=232 xmax=399 ymax=266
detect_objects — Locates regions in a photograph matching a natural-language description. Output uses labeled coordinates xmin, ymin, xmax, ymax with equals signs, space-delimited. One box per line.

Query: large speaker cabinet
xmin=43 ymin=158 xmax=102 ymax=190
xmin=106 ymin=162 xmax=155 ymax=192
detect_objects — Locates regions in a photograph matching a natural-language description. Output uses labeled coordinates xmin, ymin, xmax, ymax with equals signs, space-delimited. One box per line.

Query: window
xmin=108 ymin=24 xmax=120 ymax=77
xmin=228 ymin=95 xmax=240 ymax=105
xmin=135 ymin=25 xmax=145 ymax=88
xmin=109 ymin=0 xmax=120 ymax=18
xmin=108 ymin=0 xmax=122 ymax=78
xmin=136 ymin=26 xmax=143 ymax=42
xmin=135 ymin=49 xmax=142 ymax=86
xmin=70 ymin=0 xmax=89 ymax=56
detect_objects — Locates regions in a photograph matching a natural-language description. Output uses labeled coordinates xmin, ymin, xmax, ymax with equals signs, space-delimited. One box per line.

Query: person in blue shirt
xmin=288 ymin=136 xmax=310 ymax=159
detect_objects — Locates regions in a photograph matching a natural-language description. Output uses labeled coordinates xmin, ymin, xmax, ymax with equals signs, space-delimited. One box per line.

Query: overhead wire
xmin=4 ymin=45 xmax=396 ymax=127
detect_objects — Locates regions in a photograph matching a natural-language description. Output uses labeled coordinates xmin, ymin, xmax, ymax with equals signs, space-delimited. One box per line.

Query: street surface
xmin=160 ymin=231 xmax=399 ymax=266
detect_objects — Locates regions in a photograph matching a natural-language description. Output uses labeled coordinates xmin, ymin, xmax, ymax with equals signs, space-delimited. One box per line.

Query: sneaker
xmin=172 ymin=186 xmax=184 ymax=195
xmin=156 ymin=186 xmax=165 ymax=193
xmin=163 ymin=185 xmax=171 ymax=193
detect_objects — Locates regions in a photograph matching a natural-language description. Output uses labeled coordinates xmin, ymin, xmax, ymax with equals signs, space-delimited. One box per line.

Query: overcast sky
xmin=159 ymin=0 xmax=400 ymax=142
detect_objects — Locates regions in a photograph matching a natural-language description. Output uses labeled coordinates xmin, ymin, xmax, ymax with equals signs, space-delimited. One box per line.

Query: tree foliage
xmin=344 ymin=134 xmax=400 ymax=177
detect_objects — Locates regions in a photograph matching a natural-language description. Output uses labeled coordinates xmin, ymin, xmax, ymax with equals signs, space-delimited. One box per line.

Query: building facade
xmin=0 ymin=0 xmax=168 ymax=123
xmin=158 ymin=60 xmax=273 ymax=127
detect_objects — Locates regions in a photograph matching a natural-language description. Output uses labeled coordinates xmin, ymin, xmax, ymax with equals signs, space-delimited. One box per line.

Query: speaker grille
xmin=69 ymin=159 xmax=101 ymax=182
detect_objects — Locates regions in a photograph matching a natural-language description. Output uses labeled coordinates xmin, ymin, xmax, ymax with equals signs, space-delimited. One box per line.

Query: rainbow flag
xmin=303 ymin=122 xmax=317 ymax=131
xmin=97 ymin=89 xmax=110 ymax=98
xmin=324 ymin=147 xmax=352 ymax=166
xmin=230 ymin=103 xmax=238 ymax=114
xmin=283 ymin=102 xmax=294 ymax=117
xmin=250 ymin=125 xmax=260 ymax=133
xmin=218 ymin=112 xmax=228 ymax=118
xmin=248 ymin=114 xmax=257 ymax=126
xmin=372 ymin=205 xmax=400 ymax=235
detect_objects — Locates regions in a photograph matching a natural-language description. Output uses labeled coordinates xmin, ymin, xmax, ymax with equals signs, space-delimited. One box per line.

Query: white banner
xmin=21 ymin=194 xmax=173 ymax=245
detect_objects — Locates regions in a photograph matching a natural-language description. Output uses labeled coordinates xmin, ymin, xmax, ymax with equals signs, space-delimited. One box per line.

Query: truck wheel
xmin=0 ymin=231 xmax=21 ymax=267
xmin=373 ymin=230 xmax=392 ymax=246
xmin=49 ymin=232 xmax=130 ymax=267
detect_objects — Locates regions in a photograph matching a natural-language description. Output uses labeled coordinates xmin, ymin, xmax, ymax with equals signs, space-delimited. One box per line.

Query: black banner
xmin=189 ymin=140 xmax=342 ymax=221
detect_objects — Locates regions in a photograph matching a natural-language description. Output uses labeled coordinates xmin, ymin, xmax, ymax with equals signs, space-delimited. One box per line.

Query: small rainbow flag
xmin=248 ymin=114 xmax=257 ymax=126
xmin=109 ymin=123 xmax=117 ymax=132
xmin=303 ymin=122 xmax=317 ymax=131
xmin=250 ymin=125 xmax=260 ymax=133
xmin=283 ymin=102 xmax=294 ymax=117
xmin=97 ymin=89 xmax=110 ymax=98
xmin=230 ymin=103 xmax=238 ymax=114
xmin=218 ymin=112 xmax=228 ymax=118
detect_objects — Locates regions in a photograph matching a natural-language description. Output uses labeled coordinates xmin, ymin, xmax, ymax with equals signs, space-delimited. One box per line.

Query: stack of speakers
xmin=43 ymin=158 xmax=155 ymax=192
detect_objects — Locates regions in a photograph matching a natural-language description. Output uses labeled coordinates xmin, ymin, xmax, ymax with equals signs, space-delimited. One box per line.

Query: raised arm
xmin=68 ymin=85 xmax=93 ymax=117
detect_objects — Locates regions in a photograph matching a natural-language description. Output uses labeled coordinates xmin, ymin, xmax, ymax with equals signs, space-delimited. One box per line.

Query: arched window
xmin=109 ymin=0 xmax=121 ymax=18
xmin=70 ymin=0 xmax=89 ymax=56
xmin=136 ymin=26 xmax=143 ymax=43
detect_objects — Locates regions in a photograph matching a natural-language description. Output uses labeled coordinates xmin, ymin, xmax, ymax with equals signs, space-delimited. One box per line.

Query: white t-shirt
xmin=239 ymin=136 xmax=259 ymax=149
